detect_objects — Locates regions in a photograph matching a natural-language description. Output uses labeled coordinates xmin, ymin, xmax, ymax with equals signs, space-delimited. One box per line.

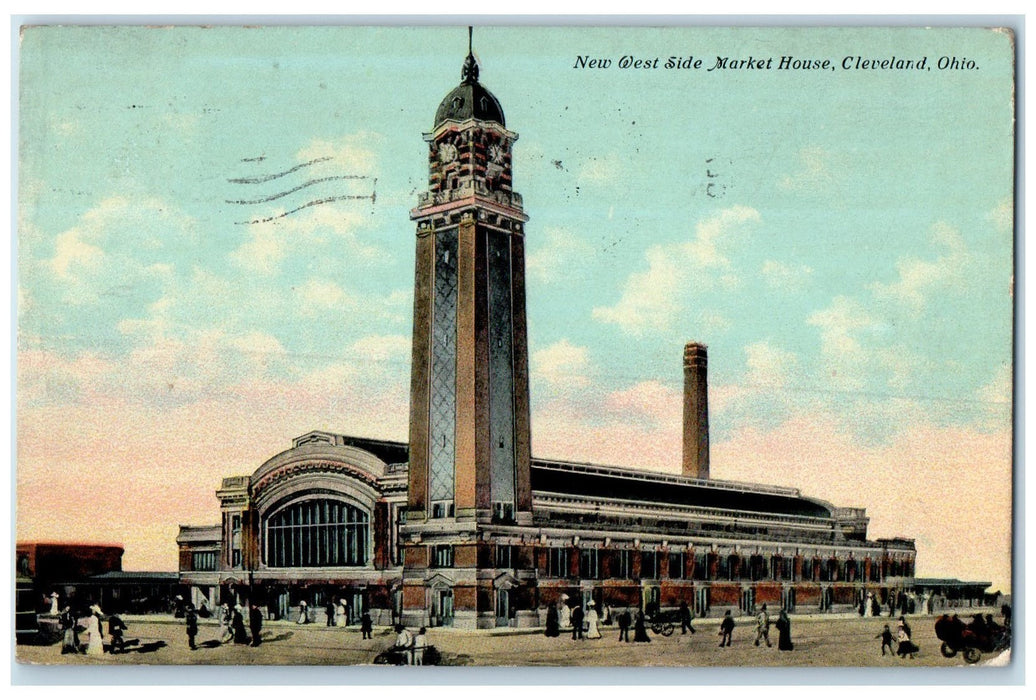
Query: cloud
xmin=578 ymin=153 xmax=622 ymax=183
xmin=777 ymin=145 xmax=842 ymax=192
xmin=761 ymin=260 xmax=813 ymax=292
xmin=744 ymin=340 xmax=799 ymax=388
xmin=531 ymin=339 xmax=590 ymax=391
xmin=868 ymin=223 xmax=968 ymax=312
xmin=526 ymin=227 xmax=594 ymax=284
xmin=592 ymin=206 xmax=760 ymax=334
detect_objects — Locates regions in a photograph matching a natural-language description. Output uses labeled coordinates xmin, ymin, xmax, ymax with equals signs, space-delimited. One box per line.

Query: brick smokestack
xmin=682 ymin=342 xmax=710 ymax=479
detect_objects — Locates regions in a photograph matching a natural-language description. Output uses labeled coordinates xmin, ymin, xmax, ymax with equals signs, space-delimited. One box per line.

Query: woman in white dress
xmin=85 ymin=604 xmax=104 ymax=656
xmin=336 ymin=599 xmax=348 ymax=627
xmin=559 ymin=602 xmax=571 ymax=630
xmin=585 ymin=606 xmax=602 ymax=639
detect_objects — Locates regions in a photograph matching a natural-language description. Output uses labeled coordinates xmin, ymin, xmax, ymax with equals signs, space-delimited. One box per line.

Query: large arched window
xmin=265 ymin=499 xmax=369 ymax=567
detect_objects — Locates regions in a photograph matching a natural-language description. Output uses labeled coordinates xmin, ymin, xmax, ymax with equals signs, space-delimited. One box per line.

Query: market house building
xmin=177 ymin=40 xmax=921 ymax=628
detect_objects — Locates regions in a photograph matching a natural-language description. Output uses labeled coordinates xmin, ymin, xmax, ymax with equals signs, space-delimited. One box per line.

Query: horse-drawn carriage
xmin=645 ymin=603 xmax=677 ymax=637
xmin=934 ymin=614 xmax=1010 ymax=664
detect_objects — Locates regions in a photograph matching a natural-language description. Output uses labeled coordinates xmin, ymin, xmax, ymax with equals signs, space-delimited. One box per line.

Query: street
xmin=16 ymin=608 xmax=1009 ymax=668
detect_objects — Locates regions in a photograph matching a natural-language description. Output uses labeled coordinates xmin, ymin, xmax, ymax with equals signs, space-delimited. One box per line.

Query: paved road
xmin=16 ymin=608 xmax=1008 ymax=668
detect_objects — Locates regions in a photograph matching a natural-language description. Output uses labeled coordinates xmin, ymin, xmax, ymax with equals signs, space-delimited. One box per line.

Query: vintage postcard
xmin=15 ymin=24 xmax=1015 ymax=670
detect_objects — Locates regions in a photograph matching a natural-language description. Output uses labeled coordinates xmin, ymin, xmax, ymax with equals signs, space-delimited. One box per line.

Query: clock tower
xmin=402 ymin=34 xmax=534 ymax=628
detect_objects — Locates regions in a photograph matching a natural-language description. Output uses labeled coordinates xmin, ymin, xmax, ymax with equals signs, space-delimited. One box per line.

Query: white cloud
xmin=578 ymin=153 xmax=622 ymax=183
xmin=761 ymin=259 xmax=813 ymax=292
xmin=744 ymin=340 xmax=799 ymax=388
xmin=988 ymin=198 xmax=1013 ymax=233
xmin=592 ymin=206 xmax=760 ymax=334
xmin=297 ymin=132 xmax=381 ymax=176
xmin=526 ymin=227 xmax=594 ymax=284
xmin=777 ymin=145 xmax=841 ymax=192
xmin=532 ymin=339 xmax=591 ymax=390
xmin=869 ymin=223 xmax=969 ymax=312
xmin=295 ymin=279 xmax=359 ymax=315
xmin=49 ymin=228 xmax=104 ymax=280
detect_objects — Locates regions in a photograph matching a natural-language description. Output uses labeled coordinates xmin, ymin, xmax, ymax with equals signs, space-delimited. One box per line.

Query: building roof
xmin=296 ymin=432 xmax=841 ymax=521
xmin=433 ymin=51 xmax=505 ymax=129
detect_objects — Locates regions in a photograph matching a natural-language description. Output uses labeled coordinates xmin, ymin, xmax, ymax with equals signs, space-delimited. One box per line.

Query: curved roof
xmin=433 ymin=51 xmax=505 ymax=129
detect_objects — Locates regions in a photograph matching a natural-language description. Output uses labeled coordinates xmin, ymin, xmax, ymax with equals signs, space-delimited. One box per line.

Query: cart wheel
xmin=661 ymin=623 xmax=675 ymax=637
xmin=940 ymin=642 xmax=957 ymax=658
xmin=963 ymin=647 xmax=982 ymax=664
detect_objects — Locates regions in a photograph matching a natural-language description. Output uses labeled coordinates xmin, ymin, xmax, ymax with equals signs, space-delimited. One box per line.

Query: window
xmin=431 ymin=501 xmax=455 ymax=519
xmin=668 ymin=552 xmax=685 ymax=580
xmin=432 ymin=545 xmax=454 ymax=568
xmin=232 ymin=549 xmax=241 ymax=567
xmin=192 ymin=551 xmax=217 ymax=571
xmin=265 ymin=499 xmax=369 ymax=568
xmin=547 ymin=548 xmax=568 ymax=578
xmin=615 ymin=550 xmax=633 ymax=579
xmin=695 ymin=552 xmax=709 ymax=580
xmin=492 ymin=502 xmax=515 ymax=524
xmin=495 ymin=545 xmax=515 ymax=569
xmin=579 ymin=549 xmax=600 ymax=579
xmin=641 ymin=551 xmax=658 ymax=580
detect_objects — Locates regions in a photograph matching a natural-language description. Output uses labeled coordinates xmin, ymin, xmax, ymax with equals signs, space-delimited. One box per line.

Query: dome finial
xmin=461 ymin=26 xmax=479 ymax=84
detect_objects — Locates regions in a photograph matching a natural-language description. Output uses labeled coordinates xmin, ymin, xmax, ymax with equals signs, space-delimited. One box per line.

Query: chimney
xmin=682 ymin=342 xmax=710 ymax=479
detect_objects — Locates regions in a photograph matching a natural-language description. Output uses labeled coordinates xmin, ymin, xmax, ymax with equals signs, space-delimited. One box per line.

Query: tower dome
xmin=433 ymin=41 xmax=505 ymax=128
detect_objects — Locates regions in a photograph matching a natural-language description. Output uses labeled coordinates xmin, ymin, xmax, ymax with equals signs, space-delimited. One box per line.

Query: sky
xmin=16 ymin=25 xmax=1014 ymax=592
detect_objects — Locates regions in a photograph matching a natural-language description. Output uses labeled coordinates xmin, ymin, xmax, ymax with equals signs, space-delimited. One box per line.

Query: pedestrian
xmin=413 ymin=626 xmax=427 ymax=665
xmin=185 ymin=602 xmax=199 ymax=651
xmin=249 ymin=603 xmax=263 ymax=647
xmin=336 ymin=599 xmax=348 ymax=627
xmin=59 ymin=605 xmax=79 ymax=654
xmin=570 ymin=604 xmax=585 ymax=640
xmin=107 ymin=612 xmax=127 ymax=654
xmin=602 ymin=602 xmax=612 ymax=626
xmin=617 ymin=608 xmax=631 ymax=642
xmin=896 ymin=622 xmax=918 ymax=659
xmin=559 ymin=600 xmax=571 ymax=630
xmin=545 ymin=604 xmax=560 ymax=638
xmin=297 ymin=599 xmax=310 ymax=624
xmin=1001 ymin=603 xmax=1012 ymax=628
xmin=85 ymin=604 xmax=105 ymax=656
xmin=877 ymin=624 xmax=894 ymax=656
xmin=632 ymin=609 xmax=651 ymax=643
xmin=48 ymin=592 xmax=60 ymax=616
xmin=218 ymin=602 xmax=232 ymax=643
xmin=585 ymin=605 xmax=601 ymax=639
xmin=776 ymin=609 xmax=793 ymax=651
xmin=754 ymin=604 xmax=772 ymax=647
xmin=361 ymin=610 xmax=373 ymax=639
xmin=898 ymin=615 xmax=912 ymax=640
xmin=393 ymin=624 xmax=414 ymax=665
xmin=719 ymin=609 xmax=735 ymax=647
xmin=326 ymin=598 xmax=336 ymax=627
xmin=679 ymin=600 xmax=696 ymax=634
xmin=232 ymin=604 xmax=249 ymax=644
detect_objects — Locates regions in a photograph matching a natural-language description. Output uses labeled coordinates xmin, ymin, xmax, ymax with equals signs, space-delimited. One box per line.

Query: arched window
xmin=265 ymin=499 xmax=369 ymax=568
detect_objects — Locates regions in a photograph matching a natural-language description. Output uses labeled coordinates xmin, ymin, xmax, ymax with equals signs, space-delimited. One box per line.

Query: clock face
xmin=488 ymin=143 xmax=505 ymax=164
xmin=438 ymin=142 xmax=458 ymax=164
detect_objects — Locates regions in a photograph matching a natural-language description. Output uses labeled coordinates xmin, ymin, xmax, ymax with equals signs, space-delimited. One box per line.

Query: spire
xmin=461 ymin=26 xmax=479 ymax=84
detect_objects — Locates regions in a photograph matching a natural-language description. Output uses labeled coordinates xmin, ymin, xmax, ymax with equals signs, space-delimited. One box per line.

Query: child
xmin=877 ymin=624 xmax=893 ymax=656
xmin=413 ymin=626 xmax=427 ymax=665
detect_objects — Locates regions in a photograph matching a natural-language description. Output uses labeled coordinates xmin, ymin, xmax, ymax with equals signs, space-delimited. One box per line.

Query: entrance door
xmin=695 ymin=586 xmax=710 ymax=617
xmin=781 ymin=587 xmax=796 ymax=612
xmin=350 ymin=592 xmax=364 ymax=624
xmin=740 ymin=587 xmax=755 ymax=614
xmin=439 ymin=590 xmax=454 ymax=626
xmin=495 ymin=589 xmax=510 ymax=627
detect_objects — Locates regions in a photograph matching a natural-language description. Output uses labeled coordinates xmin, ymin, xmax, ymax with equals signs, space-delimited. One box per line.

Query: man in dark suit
xmin=249 ymin=603 xmax=263 ymax=647
xmin=570 ymin=605 xmax=584 ymax=640
xmin=617 ymin=608 xmax=632 ymax=642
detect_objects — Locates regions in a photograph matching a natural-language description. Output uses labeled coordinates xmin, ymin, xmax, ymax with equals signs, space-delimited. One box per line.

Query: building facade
xmin=177 ymin=42 xmax=920 ymax=628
